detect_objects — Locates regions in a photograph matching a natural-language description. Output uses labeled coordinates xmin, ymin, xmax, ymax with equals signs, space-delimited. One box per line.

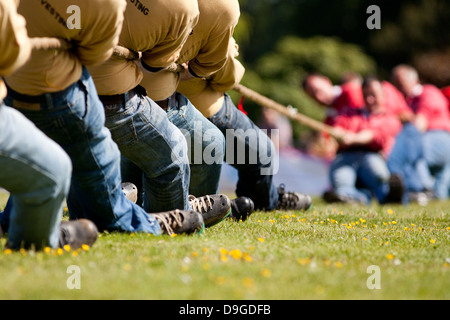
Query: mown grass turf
xmin=0 ymin=191 xmax=449 ymax=300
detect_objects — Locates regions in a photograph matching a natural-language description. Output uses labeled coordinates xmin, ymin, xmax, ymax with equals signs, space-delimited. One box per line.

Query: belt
xmin=98 ymin=87 xmax=143 ymax=106
xmin=6 ymin=82 xmax=79 ymax=111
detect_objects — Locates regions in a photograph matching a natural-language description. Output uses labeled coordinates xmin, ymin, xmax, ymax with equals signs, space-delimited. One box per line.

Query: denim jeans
xmin=329 ymin=151 xmax=391 ymax=204
xmin=104 ymin=92 xmax=191 ymax=213
xmin=208 ymin=94 xmax=279 ymax=210
xmin=3 ymin=68 xmax=161 ymax=234
xmin=0 ymin=104 xmax=72 ymax=249
xmin=422 ymin=130 xmax=450 ymax=199
xmin=387 ymin=123 xmax=427 ymax=194
xmin=166 ymin=92 xmax=225 ymax=197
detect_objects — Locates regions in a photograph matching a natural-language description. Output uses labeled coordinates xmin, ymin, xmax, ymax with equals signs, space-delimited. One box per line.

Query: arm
xmin=75 ymin=0 xmax=127 ymax=66
xmin=0 ymin=0 xmax=31 ymax=77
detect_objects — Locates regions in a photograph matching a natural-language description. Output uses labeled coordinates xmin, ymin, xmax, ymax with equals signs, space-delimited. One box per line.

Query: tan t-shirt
xmin=140 ymin=0 xmax=240 ymax=101
xmin=88 ymin=0 xmax=199 ymax=96
xmin=177 ymin=38 xmax=245 ymax=117
xmin=0 ymin=0 xmax=31 ymax=100
xmin=5 ymin=0 xmax=126 ymax=95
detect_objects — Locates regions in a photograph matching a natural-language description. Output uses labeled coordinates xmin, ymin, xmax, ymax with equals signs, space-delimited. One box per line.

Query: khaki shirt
xmin=88 ymin=0 xmax=199 ymax=96
xmin=0 ymin=0 xmax=31 ymax=100
xmin=177 ymin=38 xmax=245 ymax=117
xmin=5 ymin=0 xmax=126 ymax=95
xmin=140 ymin=0 xmax=240 ymax=101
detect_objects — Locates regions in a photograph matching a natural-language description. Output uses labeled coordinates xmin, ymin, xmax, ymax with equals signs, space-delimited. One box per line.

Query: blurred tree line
xmin=230 ymin=0 xmax=450 ymax=148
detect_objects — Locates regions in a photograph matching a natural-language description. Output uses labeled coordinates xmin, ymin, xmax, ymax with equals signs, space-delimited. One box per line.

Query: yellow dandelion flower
xmin=404 ymin=227 xmax=409 ymax=231
xmin=44 ymin=247 xmax=52 ymax=254
xmin=411 ymin=223 xmax=415 ymax=227
xmin=229 ymin=249 xmax=242 ymax=260
xmin=72 ymin=251 xmax=78 ymax=257
xmin=430 ymin=239 xmax=436 ymax=244
xmin=385 ymin=241 xmax=390 ymax=245
xmin=56 ymin=248 xmax=64 ymax=255
xmin=123 ymin=263 xmax=132 ymax=271
xmin=63 ymin=244 xmax=71 ymax=252
xmin=261 ymin=269 xmax=271 ymax=277
xmin=191 ymin=251 xmax=199 ymax=257
xmin=291 ymin=214 xmax=296 ymax=218
xmin=19 ymin=248 xmax=27 ymax=255
xmin=269 ymin=219 xmax=275 ymax=224
xmin=446 ymin=227 xmax=450 ymax=231
xmin=202 ymin=263 xmax=211 ymax=271
xmin=324 ymin=259 xmax=331 ymax=267
xmin=243 ymin=252 xmax=252 ymax=262
xmin=335 ymin=261 xmax=343 ymax=268
xmin=242 ymin=277 xmax=254 ymax=288
xmin=387 ymin=209 xmax=394 ymax=214
xmin=81 ymin=244 xmax=90 ymax=251
xmin=4 ymin=248 xmax=12 ymax=255
xmin=383 ymin=222 xmax=387 ymax=226
xmin=297 ymin=258 xmax=311 ymax=265
xmin=258 ymin=237 xmax=264 ymax=243
xmin=170 ymin=233 xmax=178 ymax=238
xmin=215 ymin=276 xmax=226 ymax=285
xmin=203 ymin=247 xmax=209 ymax=252
xmin=258 ymin=220 xmax=262 ymax=223
xmin=386 ymin=253 xmax=395 ymax=260
xmin=391 ymin=221 xmax=397 ymax=225
xmin=363 ymin=237 xmax=367 ymax=241
xmin=220 ymin=254 xmax=228 ymax=262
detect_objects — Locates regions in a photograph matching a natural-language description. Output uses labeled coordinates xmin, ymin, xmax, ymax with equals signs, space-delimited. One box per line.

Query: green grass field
xmin=0 ymin=191 xmax=449 ymax=300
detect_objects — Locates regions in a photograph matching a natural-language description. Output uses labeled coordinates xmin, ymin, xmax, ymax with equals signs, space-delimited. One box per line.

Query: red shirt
xmin=407 ymin=84 xmax=450 ymax=132
xmin=382 ymin=81 xmax=413 ymax=117
xmin=333 ymin=108 xmax=402 ymax=158
xmin=331 ymin=82 xmax=365 ymax=112
xmin=442 ymin=86 xmax=450 ymax=110
xmin=324 ymin=82 xmax=365 ymax=125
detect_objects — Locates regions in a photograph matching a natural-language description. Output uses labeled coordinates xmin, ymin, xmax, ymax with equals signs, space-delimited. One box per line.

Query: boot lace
xmin=154 ymin=210 xmax=184 ymax=236
xmin=189 ymin=195 xmax=214 ymax=213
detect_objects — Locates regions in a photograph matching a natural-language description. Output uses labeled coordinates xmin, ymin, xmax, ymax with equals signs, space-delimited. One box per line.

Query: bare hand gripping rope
xmin=30 ymin=37 xmax=342 ymax=140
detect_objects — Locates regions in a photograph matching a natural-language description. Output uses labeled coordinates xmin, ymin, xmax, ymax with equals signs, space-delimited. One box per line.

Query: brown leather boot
xmin=151 ymin=210 xmax=204 ymax=236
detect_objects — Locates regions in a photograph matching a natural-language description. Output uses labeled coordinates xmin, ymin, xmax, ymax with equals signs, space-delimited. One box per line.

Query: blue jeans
xmin=3 ymin=68 xmax=161 ymax=234
xmin=422 ymin=130 xmax=450 ymax=199
xmin=166 ymin=92 xmax=225 ymax=197
xmin=103 ymin=91 xmax=191 ymax=212
xmin=329 ymin=151 xmax=391 ymax=204
xmin=0 ymin=104 xmax=72 ymax=249
xmin=208 ymin=94 xmax=279 ymax=210
xmin=387 ymin=123 xmax=427 ymax=194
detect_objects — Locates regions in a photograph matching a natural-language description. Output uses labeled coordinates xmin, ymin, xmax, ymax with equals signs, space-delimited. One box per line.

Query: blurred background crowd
xmin=218 ymin=0 xmax=450 ymax=202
